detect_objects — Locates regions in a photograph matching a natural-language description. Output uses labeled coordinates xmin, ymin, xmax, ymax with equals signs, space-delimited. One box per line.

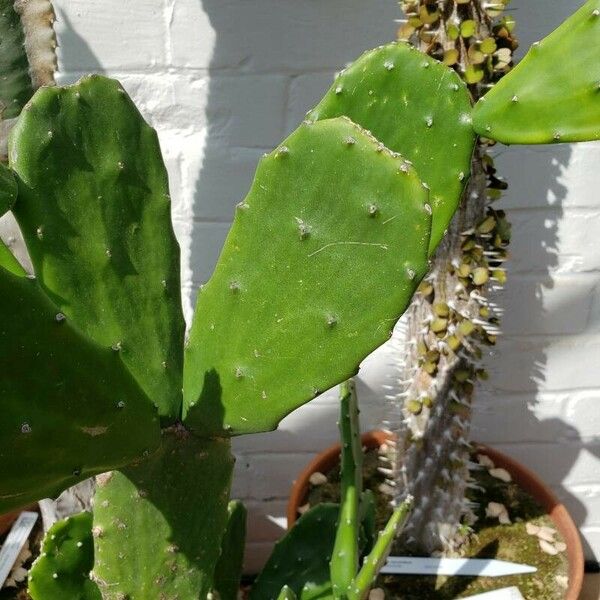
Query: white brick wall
xmin=28 ymin=0 xmax=600 ymax=568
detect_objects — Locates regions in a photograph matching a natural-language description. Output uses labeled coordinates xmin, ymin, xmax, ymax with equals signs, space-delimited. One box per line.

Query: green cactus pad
xmin=0 ymin=161 xmax=17 ymax=216
xmin=92 ymin=430 xmax=234 ymax=600
xmin=472 ymin=0 xmax=600 ymax=144
xmin=250 ymin=504 xmax=338 ymax=600
xmin=214 ymin=500 xmax=247 ymax=600
xmin=9 ymin=75 xmax=185 ymax=419
xmin=0 ymin=238 xmax=25 ymax=275
xmin=308 ymin=42 xmax=475 ymax=253
xmin=28 ymin=512 xmax=101 ymax=600
xmin=0 ymin=0 xmax=34 ymax=119
xmin=0 ymin=268 xmax=159 ymax=514
xmin=183 ymin=117 xmax=431 ymax=436
xmin=0 ymin=163 xmax=24 ymax=275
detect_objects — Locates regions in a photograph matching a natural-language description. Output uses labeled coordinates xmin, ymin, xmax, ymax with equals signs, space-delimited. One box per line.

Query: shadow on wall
xmin=477 ymin=139 xmax=600 ymax=565
xmin=472 ymin=0 xmax=600 ymax=570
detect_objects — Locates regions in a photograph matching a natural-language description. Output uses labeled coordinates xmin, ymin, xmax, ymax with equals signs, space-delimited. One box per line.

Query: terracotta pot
xmin=0 ymin=505 xmax=38 ymax=537
xmin=0 ymin=510 xmax=24 ymax=537
xmin=287 ymin=431 xmax=584 ymax=600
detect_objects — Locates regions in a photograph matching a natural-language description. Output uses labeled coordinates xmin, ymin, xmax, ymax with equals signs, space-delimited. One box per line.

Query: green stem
xmin=348 ymin=496 xmax=414 ymax=600
xmin=330 ymin=380 xmax=363 ymax=599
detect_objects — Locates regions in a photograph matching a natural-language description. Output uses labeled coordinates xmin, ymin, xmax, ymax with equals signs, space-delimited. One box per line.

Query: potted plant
xmin=0 ymin=0 xmax=598 ymax=599
xmin=288 ymin=431 xmax=584 ymax=599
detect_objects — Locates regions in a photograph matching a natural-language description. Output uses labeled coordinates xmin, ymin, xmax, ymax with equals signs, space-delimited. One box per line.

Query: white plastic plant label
xmin=380 ymin=556 xmax=536 ymax=577
xmin=0 ymin=511 xmax=38 ymax=587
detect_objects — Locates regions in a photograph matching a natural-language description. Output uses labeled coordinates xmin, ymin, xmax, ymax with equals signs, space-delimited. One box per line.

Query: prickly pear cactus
xmin=0 ymin=267 xmax=160 ymax=514
xmin=0 ymin=160 xmax=16 ymax=215
xmin=0 ymin=140 xmax=25 ymax=275
xmin=10 ymin=75 xmax=186 ymax=420
xmin=385 ymin=0 xmax=516 ymax=553
xmin=308 ymin=42 xmax=475 ymax=254
xmin=472 ymin=0 xmax=600 ymax=144
xmin=213 ymin=500 xmax=247 ymax=600
xmin=183 ymin=116 xmax=432 ymax=436
xmin=92 ymin=429 xmax=234 ymax=600
xmin=28 ymin=512 xmax=101 ymax=600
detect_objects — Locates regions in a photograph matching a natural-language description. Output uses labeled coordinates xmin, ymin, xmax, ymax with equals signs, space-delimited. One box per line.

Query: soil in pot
xmin=306 ymin=447 xmax=569 ymax=600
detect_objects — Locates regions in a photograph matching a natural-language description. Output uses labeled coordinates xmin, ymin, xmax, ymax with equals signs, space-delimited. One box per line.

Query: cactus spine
xmin=386 ymin=0 xmax=516 ymax=553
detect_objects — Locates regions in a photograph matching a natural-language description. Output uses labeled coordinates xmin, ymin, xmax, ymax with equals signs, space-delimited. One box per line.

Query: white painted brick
xmin=169 ymin=0 xmax=398 ymax=73
xmin=206 ymin=76 xmax=288 ymax=148
xmin=243 ymin=542 xmax=278 ymax=575
xmin=285 ymin=72 xmax=336 ymax=132
xmin=243 ymin=453 xmax=314 ymax=500
xmin=243 ymin=501 xmax=289 ymax=543
xmin=484 ymin=335 xmax=600 ymax=394
xmin=564 ymin=393 xmax=600 ymax=442
xmin=497 ymin=141 xmax=600 ymax=210
xmin=53 ymin=0 xmax=166 ymax=72
xmin=508 ymin=208 xmax=600 ymax=275
xmin=187 ymin=222 xmax=230 ymax=286
xmin=495 ymin=273 xmax=595 ymax=335
xmin=471 ymin=392 xmax=571 ymax=444
xmin=191 ymin=146 xmax=264 ymax=221
xmin=554 ymin=485 xmax=600 ymax=528
xmin=577 ymin=528 xmax=600 ymax=562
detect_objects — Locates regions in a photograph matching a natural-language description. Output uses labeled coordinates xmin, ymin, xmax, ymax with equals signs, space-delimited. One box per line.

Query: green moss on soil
xmin=305 ymin=449 xmax=569 ymax=599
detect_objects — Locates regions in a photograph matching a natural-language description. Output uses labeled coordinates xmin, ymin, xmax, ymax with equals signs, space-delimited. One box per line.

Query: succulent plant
xmin=28 ymin=512 xmax=100 ymax=600
xmin=0 ymin=1 xmax=598 ymax=598
xmin=385 ymin=0 xmax=599 ymax=554
xmin=1 ymin=68 xmax=432 ymax=597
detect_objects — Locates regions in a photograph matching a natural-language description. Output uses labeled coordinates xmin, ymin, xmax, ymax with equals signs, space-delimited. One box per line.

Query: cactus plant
xmin=381 ymin=0 xmax=517 ymax=554
xmin=92 ymin=430 xmax=234 ymax=599
xmin=213 ymin=500 xmax=248 ymax=600
xmin=28 ymin=512 xmax=100 ymax=600
xmin=308 ymin=42 xmax=475 ymax=254
xmin=183 ymin=116 xmax=432 ymax=436
xmin=10 ymin=75 xmax=186 ymax=420
xmin=0 ymin=1 xmax=597 ymax=597
xmin=0 ymin=67 xmax=432 ymax=596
